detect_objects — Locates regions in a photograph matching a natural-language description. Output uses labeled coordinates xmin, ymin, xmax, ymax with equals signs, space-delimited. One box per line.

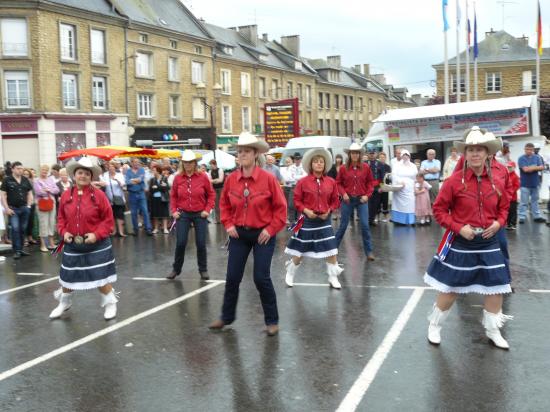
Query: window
xmin=335 ymin=119 xmax=340 ymax=136
xmin=377 ymin=100 xmax=382 ymax=113
xmin=451 ymin=73 xmax=466 ymax=94
xmin=318 ymin=119 xmax=323 ymax=133
xmin=306 ymin=112 xmax=312 ymax=128
xmin=343 ymin=120 xmax=348 ymax=136
xmin=170 ymin=40 xmax=177 ymax=49
xmin=271 ymin=79 xmax=279 ymax=99
xmin=92 ymin=76 xmax=107 ymax=109
xmin=136 ymin=52 xmax=152 ymax=77
xmin=294 ymin=61 xmax=302 ymax=71
xmin=349 ymin=96 xmax=354 ymax=110
xmin=328 ymin=70 xmax=340 ymax=82
xmin=522 ymin=71 xmax=536 ymax=92
xmin=318 ymin=92 xmax=323 ymax=108
xmin=191 ymin=61 xmax=204 ymax=84
xmin=259 ymin=54 xmax=268 ymax=62
xmin=90 ymin=29 xmax=106 ymax=64
xmin=325 ymin=93 xmax=330 ymax=109
xmin=139 ymin=33 xmax=148 ymax=44
xmin=334 ymin=94 xmax=339 ymax=109
xmin=168 ymin=57 xmax=179 ymax=81
xmin=306 ymin=85 xmax=312 ymax=107
xmin=60 ymin=23 xmax=76 ymax=61
xmin=350 ymin=120 xmax=354 ymax=136
xmin=259 ymin=77 xmax=266 ymax=98
xmin=242 ymin=107 xmax=251 ymax=132
xmin=297 ymin=84 xmax=303 ymax=102
xmin=241 ymin=72 xmax=250 ymax=97
xmin=368 ymin=98 xmax=373 ymax=113
xmin=223 ymin=46 xmax=233 ymax=55
xmin=221 ymin=69 xmax=231 ymax=94
xmin=486 ymin=72 xmax=501 ymax=93
xmin=287 ymin=82 xmax=293 ymax=99
xmin=1 ymin=18 xmax=28 ymax=57
xmin=359 ymin=97 xmax=364 ymax=112
xmin=192 ymin=97 xmax=206 ymax=119
xmin=137 ymin=93 xmax=153 ymax=118
xmin=169 ymin=95 xmax=179 ymax=119
xmin=4 ymin=71 xmax=30 ymax=108
xmin=222 ymin=104 xmax=232 ymax=133
xmin=62 ymin=73 xmax=78 ymax=108
xmin=194 ymin=45 xmax=202 ymax=54
xmin=343 ymin=96 xmax=348 ymax=111
xmin=326 ymin=119 xmax=331 ymax=135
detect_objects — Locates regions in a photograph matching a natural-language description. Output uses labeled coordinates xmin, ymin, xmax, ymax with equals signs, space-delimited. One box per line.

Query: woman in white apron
xmin=391 ymin=150 xmax=418 ymax=225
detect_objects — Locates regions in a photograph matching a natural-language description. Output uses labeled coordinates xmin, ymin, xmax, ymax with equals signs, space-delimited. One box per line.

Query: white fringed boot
xmin=427 ymin=304 xmax=450 ymax=345
xmin=482 ymin=309 xmax=512 ymax=350
xmin=285 ymin=260 xmax=300 ymax=287
xmin=49 ymin=288 xmax=72 ymax=319
xmin=326 ymin=262 xmax=343 ymax=289
xmin=101 ymin=289 xmax=119 ymax=320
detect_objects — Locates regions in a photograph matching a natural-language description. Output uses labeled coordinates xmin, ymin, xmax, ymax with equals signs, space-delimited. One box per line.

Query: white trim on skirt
xmin=61 ymin=259 xmax=116 ymax=271
xmin=285 ymin=247 xmax=338 ymax=259
xmin=63 ymin=245 xmax=113 ymax=257
xmin=424 ymin=273 xmax=512 ymax=295
xmin=298 ymin=225 xmax=332 ymax=231
xmin=289 ymin=235 xmax=335 ymax=243
xmin=449 ymin=247 xmax=501 ymax=254
xmin=59 ymin=274 xmax=117 ymax=291
xmin=432 ymin=256 xmax=506 ymax=271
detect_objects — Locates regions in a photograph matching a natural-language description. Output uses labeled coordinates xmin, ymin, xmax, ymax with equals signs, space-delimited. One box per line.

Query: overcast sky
xmin=182 ymin=0 xmax=549 ymax=97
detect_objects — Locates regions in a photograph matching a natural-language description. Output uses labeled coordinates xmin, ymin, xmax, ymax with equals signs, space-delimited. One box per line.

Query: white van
xmin=279 ymin=136 xmax=352 ymax=166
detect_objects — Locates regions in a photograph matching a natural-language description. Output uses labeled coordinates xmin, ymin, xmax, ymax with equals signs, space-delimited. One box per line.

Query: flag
xmin=473 ymin=9 xmax=478 ymax=58
xmin=436 ymin=229 xmax=456 ymax=262
xmin=467 ymin=18 xmax=471 ymax=48
xmin=443 ymin=0 xmax=450 ymax=31
xmin=456 ymin=0 xmax=462 ymax=25
xmin=537 ymin=0 xmax=543 ymax=56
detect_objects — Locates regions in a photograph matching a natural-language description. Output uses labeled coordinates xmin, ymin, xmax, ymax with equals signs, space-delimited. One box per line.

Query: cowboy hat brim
xmin=66 ymin=157 xmax=102 ymax=180
xmin=454 ymin=137 xmax=503 ymax=156
xmin=302 ymin=148 xmax=333 ymax=174
xmin=237 ymin=140 xmax=270 ymax=154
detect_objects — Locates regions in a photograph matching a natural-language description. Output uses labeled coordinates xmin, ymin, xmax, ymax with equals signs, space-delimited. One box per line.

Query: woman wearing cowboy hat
xmin=166 ymin=150 xmax=215 ymax=281
xmin=209 ymin=132 xmax=287 ymax=336
xmin=334 ymin=142 xmax=376 ymax=261
xmin=424 ymin=126 xmax=513 ymax=349
xmin=284 ymin=148 xmax=342 ymax=288
xmin=49 ymin=157 xmax=119 ymax=320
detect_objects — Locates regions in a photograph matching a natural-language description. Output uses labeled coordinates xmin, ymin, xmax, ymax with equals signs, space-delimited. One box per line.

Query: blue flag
xmin=443 ymin=0 xmax=450 ymax=31
xmin=473 ymin=10 xmax=478 ymax=58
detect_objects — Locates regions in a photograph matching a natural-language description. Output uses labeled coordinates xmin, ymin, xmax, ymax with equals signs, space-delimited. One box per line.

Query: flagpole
xmin=473 ymin=2 xmax=478 ymax=100
xmin=445 ymin=30 xmax=449 ymax=104
xmin=536 ymin=0 xmax=541 ymax=97
xmin=465 ymin=1 xmax=471 ymax=101
xmin=536 ymin=42 xmax=541 ymax=98
xmin=456 ymin=0 xmax=461 ymax=103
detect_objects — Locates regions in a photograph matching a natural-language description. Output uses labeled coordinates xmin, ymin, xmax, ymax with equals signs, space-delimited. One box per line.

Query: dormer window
xmin=501 ymin=43 xmax=510 ymax=50
xmin=259 ymin=54 xmax=268 ymax=62
xmin=294 ymin=61 xmax=302 ymax=70
xmin=223 ymin=46 xmax=234 ymax=55
xmin=328 ymin=70 xmax=340 ymax=82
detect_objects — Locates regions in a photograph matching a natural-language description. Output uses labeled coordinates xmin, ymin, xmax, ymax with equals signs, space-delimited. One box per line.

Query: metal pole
xmin=210 ymin=105 xmax=217 ymax=161
xmin=456 ymin=0 xmax=461 ymax=103
xmin=536 ymin=48 xmax=540 ymax=98
xmin=465 ymin=0 xmax=470 ymax=101
xmin=444 ymin=30 xmax=449 ymax=104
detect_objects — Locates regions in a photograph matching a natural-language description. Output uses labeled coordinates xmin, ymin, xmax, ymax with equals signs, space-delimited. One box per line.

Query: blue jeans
xmin=496 ymin=228 xmax=509 ymax=267
xmin=221 ymin=228 xmax=278 ymax=325
xmin=9 ymin=206 xmax=30 ymax=253
xmin=335 ymin=196 xmax=373 ymax=255
xmin=128 ymin=191 xmax=152 ymax=232
xmin=172 ymin=212 xmax=208 ymax=274
xmin=518 ymin=187 xmax=542 ymax=220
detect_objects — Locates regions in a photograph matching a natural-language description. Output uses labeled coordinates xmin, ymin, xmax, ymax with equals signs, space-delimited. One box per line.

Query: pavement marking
xmin=336 ymin=288 xmax=425 ymax=412
xmin=0 ymin=277 xmax=59 ymax=296
xmin=529 ymin=289 xmax=550 ymax=293
xmin=0 ymin=280 xmax=224 ymax=383
xmin=291 ymin=282 xmax=435 ymax=290
xmin=132 ymin=277 xmax=171 ymax=281
xmin=17 ymin=272 xmax=46 ymax=277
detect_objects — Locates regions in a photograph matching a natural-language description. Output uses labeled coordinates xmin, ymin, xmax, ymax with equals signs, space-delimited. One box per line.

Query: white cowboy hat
xmin=344 ymin=142 xmax=363 ymax=153
xmin=302 ymin=148 xmax=333 ymax=174
xmin=181 ymin=150 xmax=202 ymax=162
xmin=237 ymin=131 xmax=269 ymax=154
xmin=66 ymin=156 xmax=102 ymax=180
xmin=454 ymin=126 xmax=503 ymax=155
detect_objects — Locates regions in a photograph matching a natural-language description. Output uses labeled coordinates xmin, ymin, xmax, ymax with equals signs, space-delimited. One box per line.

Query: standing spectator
xmin=56 ymin=168 xmax=73 ymax=196
xmin=287 ymin=152 xmax=306 ymax=221
xmin=0 ymin=161 xmax=33 ymax=259
xmin=50 ymin=164 xmax=61 ymax=182
xmin=22 ymin=168 xmax=38 ymax=246
xmin=208 ymin=159 xmax=225 ymax=224
xmin=390 ymin=147 xmax=402 ymax=169
xmin=414 ymin=173 xmax=432 ymax=225
xmin=263 ymin=155 xmax=283 ymax=184
xmin=505 ymin=161 xmax=520 ymax=230
xmin=442 ymin=147 xmax=460 ymax=181
xmin=125 ymin=158 xmax=153 ymax=235
xmin=166 ymin=150 xmax=215 ymax=281
xmin=101 ymin=162 xmax=127 ymax=237
xmin=148 ymin=165 xmax=170 ymax=234
xmin=495 ymin=141 xmax=512 ymax=165
xmin=366 ymin=150 xmax=385 ymax=225
xmin=335 ymin=143 xmax=376 ymax=261
xmin=280 ymin=157 xmax=295 ymax=224
xmin=518 ymin=143 xmax=546 ymax=223
xmin=34 ymin=165 xmax=60 ymax=252
xmin=391 ymin=150 xmax=418 ymax=226
xmin=0 ymin=168 xmax=7 ymax=250
xmin=328 ymin=154 xmax=344 ymax=220
xmin=209 ymin=133 xmax=287 ymax=336
xmin=420 ymin=149 xmax=441 ymax=203
xmin=377 ymin=152 xmax=391 ymax=222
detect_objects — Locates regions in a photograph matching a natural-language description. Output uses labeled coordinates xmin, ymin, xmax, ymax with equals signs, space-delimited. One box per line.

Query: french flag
xmin=436 ymin=229 xmax=456 ymax=261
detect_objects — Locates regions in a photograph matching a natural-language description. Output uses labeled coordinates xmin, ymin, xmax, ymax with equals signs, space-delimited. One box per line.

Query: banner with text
xmin=264 ymin=98 xmax=300 ymax=146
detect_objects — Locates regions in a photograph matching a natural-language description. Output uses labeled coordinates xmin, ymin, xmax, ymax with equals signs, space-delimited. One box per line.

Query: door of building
xmin=2 ymin=135 xmax=40 ymax=170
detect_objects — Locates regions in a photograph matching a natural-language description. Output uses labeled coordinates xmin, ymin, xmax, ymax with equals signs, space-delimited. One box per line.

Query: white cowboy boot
xmin=427 ymin=304 xmax=450 ymax=345
xmin=49 ymin=288 xmax=72 ymax=319
xmin=285 ymin=260 xmax=300 ymax=287
xmin=101 ymin=289 xmax=119 ymax=320
xmin=482 ymin=309 xmax=512 ymax=350
xmin=326 ymin=262 xmax=343 ymax=289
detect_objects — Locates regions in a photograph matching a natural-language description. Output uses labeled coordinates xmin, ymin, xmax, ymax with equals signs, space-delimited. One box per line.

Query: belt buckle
xmin=472 ymin=227 xmax=484 ymax=235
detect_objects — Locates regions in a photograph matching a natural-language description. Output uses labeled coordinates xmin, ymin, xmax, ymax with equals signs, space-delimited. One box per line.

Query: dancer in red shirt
xmin=50 ymin=157 xmax=119 ymax=320
xmin=424 ymin=127 xmax=512 ymax=349
xmin=209 ymin=132 xmax=287 ymax=336
xmin=284 ymin=148 xmax=342 ymax=288
xmin=505 ymin=161 xmax=521 ymax=230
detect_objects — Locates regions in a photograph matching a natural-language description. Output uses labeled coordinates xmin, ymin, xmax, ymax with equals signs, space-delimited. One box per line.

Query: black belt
xmin=426 ymin=179 xmax=439 ymax=181
xmin=237 ymin=226 xmax=263 ymax=231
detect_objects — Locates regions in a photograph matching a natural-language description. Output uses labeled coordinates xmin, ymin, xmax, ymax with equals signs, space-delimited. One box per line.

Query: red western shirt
xmin=509 ymin=172 xmax=520 ymax=202
xmin=454 ymin=156 xmax=514 ymax=200
xmin=220 ymin=166 xmax=287 ymax=236
xmin=170 ymin=172 xmax=215 ymax=214
xmin=57 ymin=186 xmax=114 ymax=241
xmin=433 ymin=167 xmax=510 ymax=234
xmin=336 ymin=163 xmax=375 ymax=197
xmin=293 ymin=174 xmax=340 ymax=214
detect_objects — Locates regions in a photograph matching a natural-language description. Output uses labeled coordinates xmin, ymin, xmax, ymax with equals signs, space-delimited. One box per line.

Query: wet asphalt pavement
xmin=0 ymin=217 xmax=549 ymax=411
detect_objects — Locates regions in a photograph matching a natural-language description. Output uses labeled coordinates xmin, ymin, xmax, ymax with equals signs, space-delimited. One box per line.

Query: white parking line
xmin=132 ymin=277 xmax=171 ymax=281
xmin=336 ymin=288 xmax=425 ymax=412
xmin=0 ymin=277 xmax=59 ymax=296
xmin=17 ymin=272 xmax=46 ymax=277
xmin=0 ymin=280 xmax=224 ymax=382
xmin=529 ymin=289 xmax=550 ymax=293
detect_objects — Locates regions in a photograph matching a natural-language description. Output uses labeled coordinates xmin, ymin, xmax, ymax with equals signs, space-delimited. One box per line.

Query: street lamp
xmin=196 ymin=82 xmax=222 ymax=160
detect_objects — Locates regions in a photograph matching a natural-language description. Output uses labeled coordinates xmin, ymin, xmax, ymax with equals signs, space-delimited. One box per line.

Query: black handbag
xmin=109 ymin=178 xmax=125 ymax=206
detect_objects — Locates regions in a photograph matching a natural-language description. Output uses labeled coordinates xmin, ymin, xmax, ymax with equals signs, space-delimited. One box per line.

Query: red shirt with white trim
xmin=336 ymin=163 xmax=375 ymax=198
xmin=170 ymin=172 xmax=215 ymax=214
xmin=293 ymin=174 xmax=340 ymax=214
xmin=220 ymin=166 xmax=287 ymax=236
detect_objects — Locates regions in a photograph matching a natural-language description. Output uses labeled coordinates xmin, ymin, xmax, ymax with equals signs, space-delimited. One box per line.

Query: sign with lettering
xmin=264 ymin=98 xmax=299 ymax=146
xmin=0 ymin=119 xmax=38 ymax=133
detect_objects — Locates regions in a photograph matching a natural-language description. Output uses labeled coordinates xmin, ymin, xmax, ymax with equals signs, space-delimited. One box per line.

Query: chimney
xmin=281 ymin=35 xmax=300 ymax=56
xmin=363 ymin=64 xmax=370 ymax=76
xmin=327 ymin=55 xmax=341 ymax=67
xmin=517 ymin=34 xmax=529 ymax=46
xmin=372 ymin=74 xmax=386 ymax=85
xmin=228 ymin=27 xmax=237 ymax=31
xmin=238 ymin=25 xmax=258 ymax=46
xmin=485 ymin=28 xmax=496 ymax=37
xmin=262 ymin=33 xmax=269 ymax=42
xmin=353 ymin=65 xmax=362 ymax=74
